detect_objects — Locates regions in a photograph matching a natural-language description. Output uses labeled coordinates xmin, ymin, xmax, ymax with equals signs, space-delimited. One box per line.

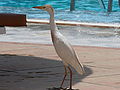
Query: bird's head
xmin=32 ymin=5 xmax=54 ymax=14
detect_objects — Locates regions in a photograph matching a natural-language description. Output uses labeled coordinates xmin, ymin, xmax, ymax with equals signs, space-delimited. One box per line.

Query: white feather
xmin=52 ymin=30 xmax=85 ymax=75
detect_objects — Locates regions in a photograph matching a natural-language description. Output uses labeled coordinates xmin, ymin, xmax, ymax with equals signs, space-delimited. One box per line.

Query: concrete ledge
xmin=27 ymin=19 xmax=120 ymax=28
xmin=0 ymin=26 xmax=6 ymax=34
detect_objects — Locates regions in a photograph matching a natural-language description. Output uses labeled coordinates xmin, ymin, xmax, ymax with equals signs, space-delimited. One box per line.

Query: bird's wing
xmin=53 ymin=32 xmax=85 ymax=75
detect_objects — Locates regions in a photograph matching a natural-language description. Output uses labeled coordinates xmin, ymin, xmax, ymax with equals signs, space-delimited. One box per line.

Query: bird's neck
xmin=49 ymin=12 xmax=58 ymax=32
xmin=49 ymin=11 xmax=58 ymax=43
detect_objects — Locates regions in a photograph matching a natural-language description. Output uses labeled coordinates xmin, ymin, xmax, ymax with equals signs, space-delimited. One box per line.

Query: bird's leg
xmin=68 ymin=66 xmax=73 ymax=90
xmin=60 ymin=66 xmax=67 ymax=89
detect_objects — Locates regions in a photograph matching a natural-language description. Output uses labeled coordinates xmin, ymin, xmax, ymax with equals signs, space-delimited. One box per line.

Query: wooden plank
xmin=0 ymin=13 xmax=26 ymax=26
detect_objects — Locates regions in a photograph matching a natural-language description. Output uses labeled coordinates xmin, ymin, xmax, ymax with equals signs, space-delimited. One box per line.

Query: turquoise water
xmin=0 ymin=0 xmax=120 ymax=23
xmin=0 ymin=0 xmax=120 ymax=11
xmin=0 ymin=0 xmax=120 ymax=48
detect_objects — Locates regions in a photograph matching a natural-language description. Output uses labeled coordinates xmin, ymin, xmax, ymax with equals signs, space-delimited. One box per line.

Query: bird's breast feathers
xmin=53 ymin=31 xmax=76 ymax=61
xmin=52 ymin=31 xmax=85 ymax=75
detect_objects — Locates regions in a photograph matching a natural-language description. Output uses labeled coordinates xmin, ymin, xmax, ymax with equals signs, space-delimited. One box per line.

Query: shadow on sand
xmin=0 ymin=54 xmax=92 ymax=90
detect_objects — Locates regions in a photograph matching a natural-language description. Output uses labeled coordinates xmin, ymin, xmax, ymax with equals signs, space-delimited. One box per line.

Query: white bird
xmin=33 ymin=5 xmax=85 ymax=90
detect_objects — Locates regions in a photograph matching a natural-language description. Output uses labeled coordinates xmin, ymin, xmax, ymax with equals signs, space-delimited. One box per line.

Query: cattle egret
xmin=33 ymin=5 xmax=85 ymax=90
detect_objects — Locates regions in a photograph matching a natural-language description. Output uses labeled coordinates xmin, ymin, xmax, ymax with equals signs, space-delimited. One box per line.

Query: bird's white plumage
xmin=32 ymin=5 xmax=85 ymax=75
xmin=52 ymin=30 xmax=84 ymax=75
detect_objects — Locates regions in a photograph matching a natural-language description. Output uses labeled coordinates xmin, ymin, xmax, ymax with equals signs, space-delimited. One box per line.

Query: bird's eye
xmin=43 ymin=7 xmax=46 ymax=9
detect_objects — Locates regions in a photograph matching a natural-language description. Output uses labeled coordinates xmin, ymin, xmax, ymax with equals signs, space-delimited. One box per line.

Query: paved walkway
xmin=0 ymin=42 xmax=120 ymax=90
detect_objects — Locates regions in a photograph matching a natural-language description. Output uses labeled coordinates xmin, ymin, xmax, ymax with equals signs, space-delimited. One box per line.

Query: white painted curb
xmin=27 ymin=19 xmax=120 ymax=28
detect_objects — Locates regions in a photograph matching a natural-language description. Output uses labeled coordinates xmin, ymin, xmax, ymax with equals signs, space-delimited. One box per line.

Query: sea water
xmin=0 ymin=0 xmax=120 ymax=23
xmin=0 ymin=0 xmax=120 ymax=48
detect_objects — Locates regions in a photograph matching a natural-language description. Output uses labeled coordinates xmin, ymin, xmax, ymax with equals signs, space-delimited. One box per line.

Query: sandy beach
xmin=0 ymin=42 xmax=120 ymax=90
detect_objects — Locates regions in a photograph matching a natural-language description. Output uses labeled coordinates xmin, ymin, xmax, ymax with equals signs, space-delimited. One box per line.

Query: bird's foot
xmin=65 ymin=89 xmax=80 ymax=90
xmin=67 ymin=88 xmax=79 ymax=90
xmin=47 ymin=87 xmax=79 ymax=90
xmin=47 ymin=87 xmax=67 ymax=90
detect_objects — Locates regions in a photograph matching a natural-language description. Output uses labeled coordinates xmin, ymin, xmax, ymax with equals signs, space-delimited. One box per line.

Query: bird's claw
xmin=47 ymin=87 xmax=79 ymax=90
xmin=47 ymin=87 xmax=68 ymax=90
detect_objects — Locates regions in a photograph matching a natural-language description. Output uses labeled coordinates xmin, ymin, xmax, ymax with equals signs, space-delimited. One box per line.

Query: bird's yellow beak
xmin=32 ymin=6 xmax=43 ymax=9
